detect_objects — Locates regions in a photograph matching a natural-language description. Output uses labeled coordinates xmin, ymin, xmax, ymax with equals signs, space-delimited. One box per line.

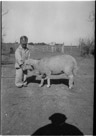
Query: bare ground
xmin=1 ymin=55 xmax=94 ymax=135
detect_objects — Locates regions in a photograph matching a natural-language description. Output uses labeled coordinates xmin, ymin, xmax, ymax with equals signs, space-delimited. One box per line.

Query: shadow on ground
xmin=32 ymin=113 xmax=84 ymax=135
xmin=27 ymin=76 xmax=69 ymax=87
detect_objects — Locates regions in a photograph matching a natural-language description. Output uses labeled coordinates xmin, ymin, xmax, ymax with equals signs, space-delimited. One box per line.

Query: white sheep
xmin=25 ymin=55 xmax=78 ymax=89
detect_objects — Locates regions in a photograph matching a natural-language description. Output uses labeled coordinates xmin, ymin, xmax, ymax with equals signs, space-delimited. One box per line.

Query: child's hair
xmin=20 ymin=36 xmax=28 ymax=44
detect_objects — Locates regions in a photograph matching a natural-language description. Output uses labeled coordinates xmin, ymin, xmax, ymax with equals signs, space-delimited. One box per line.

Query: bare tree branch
xmin=88 ymin=11 xmax=95 ymax=22
xmin=2 ymin=8 xmax=9 ymax=42
xmin=2 ymin=10 xmax=9 ymax=16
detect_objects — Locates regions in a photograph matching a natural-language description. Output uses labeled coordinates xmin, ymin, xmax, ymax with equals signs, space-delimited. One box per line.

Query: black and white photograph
xmin=1 ymin=0 xmax=95 ymax=135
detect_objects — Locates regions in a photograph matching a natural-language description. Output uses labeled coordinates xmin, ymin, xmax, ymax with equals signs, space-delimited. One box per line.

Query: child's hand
xmin=26 ymin=65 xmax=33 ymax=71
xmin=20 ymin=64 xmax=26 ymax=71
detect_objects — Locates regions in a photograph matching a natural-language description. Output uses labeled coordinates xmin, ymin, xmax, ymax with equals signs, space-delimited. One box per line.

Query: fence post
xmin=51 ymin=45 xmax=54 ymax=52
xmin=70 ymin=43 xmax=72 ymax=54
xmin=61 ymin=42 xmax=64 ymax=53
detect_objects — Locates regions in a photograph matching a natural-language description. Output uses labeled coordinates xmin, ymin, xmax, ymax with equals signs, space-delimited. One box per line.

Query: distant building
xmin=49 ymin=42 xmax=56 ymax=46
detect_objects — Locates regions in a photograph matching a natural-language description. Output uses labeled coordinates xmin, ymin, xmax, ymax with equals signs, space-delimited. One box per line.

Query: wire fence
xmin=1 ymin=44 xmax=80 ymax=66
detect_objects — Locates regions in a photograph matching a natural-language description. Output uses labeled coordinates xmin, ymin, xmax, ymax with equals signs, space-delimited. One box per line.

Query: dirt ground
xmin=1 ymin=53 xmax=94 ymax=135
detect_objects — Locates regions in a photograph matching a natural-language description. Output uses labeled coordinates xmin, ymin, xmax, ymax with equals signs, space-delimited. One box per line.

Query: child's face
xmin=21 ymin=43 xmax=27 ymax=49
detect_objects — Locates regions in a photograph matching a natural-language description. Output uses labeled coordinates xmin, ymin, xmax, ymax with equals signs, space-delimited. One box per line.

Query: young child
xmin=15 ymin=36 xmax=30 ymax=88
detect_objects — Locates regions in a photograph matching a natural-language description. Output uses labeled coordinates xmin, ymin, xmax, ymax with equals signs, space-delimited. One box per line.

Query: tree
xmin=88 ymin=10 xmax=95 ymax=43
xmin=2 ymin=2 xmax=9 ymax=42
xmin=88 ymin=10 xmax=95 ymax=23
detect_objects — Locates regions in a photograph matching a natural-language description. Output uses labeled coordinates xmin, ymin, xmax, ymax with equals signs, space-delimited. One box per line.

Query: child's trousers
xmin=15 ymin=68 xmax=28 ymax=87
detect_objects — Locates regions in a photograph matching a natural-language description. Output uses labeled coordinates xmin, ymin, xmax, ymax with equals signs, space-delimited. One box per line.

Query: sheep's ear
xmin=31 ymin=65 xmax=34 ymax=70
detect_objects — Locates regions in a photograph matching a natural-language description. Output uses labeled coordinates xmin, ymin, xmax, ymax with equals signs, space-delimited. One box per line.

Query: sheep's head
xmin=24 ymin=59 xmax=34 ymax=71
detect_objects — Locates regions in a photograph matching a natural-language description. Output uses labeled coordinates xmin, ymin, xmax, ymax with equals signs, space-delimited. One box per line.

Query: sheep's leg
xmin=47 ymin=77 xmax=51 ymax=88
xmin=46 ymin=71 xmax=51 ymax=88
xmin=68 ymin=74 xmax=74 ymax=89
xmin=39 ymin=74 xmax=46 ymax=87
xmin=39 ymin=78 xmax=44 ymax=87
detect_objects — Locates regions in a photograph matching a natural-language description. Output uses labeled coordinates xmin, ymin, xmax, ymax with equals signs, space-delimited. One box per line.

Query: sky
xmin=2 ymin=1 xmax=95 ymax=45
